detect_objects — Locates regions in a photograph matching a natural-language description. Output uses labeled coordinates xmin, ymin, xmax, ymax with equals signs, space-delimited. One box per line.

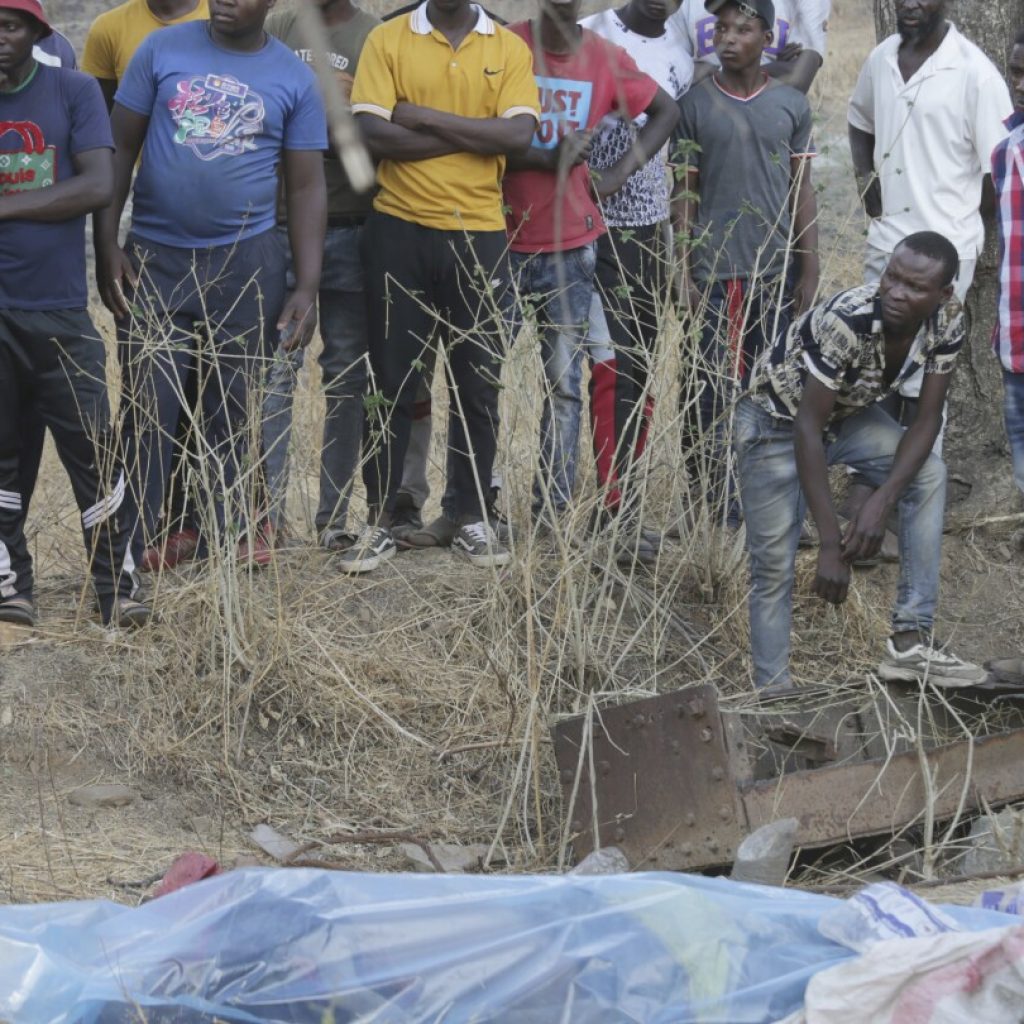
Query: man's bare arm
xmin=592 ymin=87 xmax=679 ymax=199
xmin=94 ymin=103 xmax=149 ymax=318
xmin=790 ymin=157 xmax=819 ymax=313
xmin=356 ymin=112 xmax=460 ymax=161
xmin=670 ymin=164 xmax=701 ymax=310
xmin=794 ymin=375 xmax=849 ymax=605
xmin=96 ymin=77 xmax=118 ymax=111
xmin=841 ymin=370 xmax=952 ymax=564
xmin=849 ymin=123 xmax=880 ymax=218
xmin=392 ymin=103 xmax=535 ymax=156
xmin=766 ymin=50 xmax=821 ymax=93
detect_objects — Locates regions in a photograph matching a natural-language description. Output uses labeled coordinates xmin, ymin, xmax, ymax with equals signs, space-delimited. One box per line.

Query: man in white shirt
xmin=671 ymin=0 xmax=828 ymax=92
xmin=845 ymin=0 xmax=1011 ymax=546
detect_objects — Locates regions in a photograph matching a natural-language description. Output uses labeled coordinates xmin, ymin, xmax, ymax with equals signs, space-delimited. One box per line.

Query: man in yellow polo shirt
xmin=82 ymin=0 xmax=208 ymax=108
xmin=340 ymin=0 xmax=538 ymax=574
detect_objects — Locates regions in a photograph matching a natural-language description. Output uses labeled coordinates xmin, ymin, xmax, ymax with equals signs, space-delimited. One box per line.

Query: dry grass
xmin=4 ymin=0 xmax=1023 ymax=911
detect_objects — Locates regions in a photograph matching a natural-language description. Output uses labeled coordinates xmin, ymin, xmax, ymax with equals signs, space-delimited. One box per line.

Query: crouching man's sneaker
xmin=877 ymin=633 xmax=987 ymax=687
xmin=337 ymin=524 xmax=396 ymax=574
xmin=452 ymin=520 xmax=511 ymax=568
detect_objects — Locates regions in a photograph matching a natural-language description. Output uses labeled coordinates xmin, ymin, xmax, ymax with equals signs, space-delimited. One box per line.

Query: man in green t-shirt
xmin=262 ymin=0 xmax=379 ymax=551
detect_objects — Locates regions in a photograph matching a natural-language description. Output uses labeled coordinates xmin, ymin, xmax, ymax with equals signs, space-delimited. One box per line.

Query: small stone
xmin=570 ymin=846 xmax=630 ymax=875
xmin=397 ymin=841 xmax=495 ymax=873
xmin=963 ymin=809 xmax=1024 ymax=875
xmin=249 ymin=824 xmax=301 ymax=862
xmin=731 ymin=818 xmax=799 ymax=887
xmin=68 ymin=784 xmax=135 ymax=809
xmin=0 ymin=706 xmax=11 ymax=727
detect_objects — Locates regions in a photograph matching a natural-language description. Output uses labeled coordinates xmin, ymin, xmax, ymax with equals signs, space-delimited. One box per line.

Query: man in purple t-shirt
xmin=0 ymin=0 xmax=148 ymax=627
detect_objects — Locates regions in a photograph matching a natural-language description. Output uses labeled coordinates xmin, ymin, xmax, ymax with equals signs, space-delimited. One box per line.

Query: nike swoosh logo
xmin=484 ymin=67 xmax=503 ymax=76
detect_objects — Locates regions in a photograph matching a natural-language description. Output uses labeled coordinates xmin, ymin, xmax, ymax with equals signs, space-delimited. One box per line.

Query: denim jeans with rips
xmin=509 ymin=243 xmax=597 ymax=515
xmin=734 ymin=396 xmax=947 ymax=688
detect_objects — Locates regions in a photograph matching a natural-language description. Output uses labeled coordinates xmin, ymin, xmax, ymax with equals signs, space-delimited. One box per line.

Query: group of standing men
xmin=0 ymin=0 xmax=1020 ymax=692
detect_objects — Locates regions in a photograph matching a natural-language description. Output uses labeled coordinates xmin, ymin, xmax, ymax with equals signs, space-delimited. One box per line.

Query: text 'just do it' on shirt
xmin=502 ymin=21 xmax=657 ymax=253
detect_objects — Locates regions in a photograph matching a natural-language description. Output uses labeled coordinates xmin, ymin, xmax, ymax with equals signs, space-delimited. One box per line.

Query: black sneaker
xmin=0 ymin=594 xmax=35 ymax=627
xmin=337 ymin=524 xmax=397 ymax=574
xmin=318 ymin=526 xmax=357 ymax=553
xmin=108 ymin=596 xmax=152 ymax=629
xmin=452 ymin=520 xmax=511 ymax=568
xmin=390 ymin=492 xmax=423 ymax=546
xmin=614 ymin=526 xmax=661 ymax=567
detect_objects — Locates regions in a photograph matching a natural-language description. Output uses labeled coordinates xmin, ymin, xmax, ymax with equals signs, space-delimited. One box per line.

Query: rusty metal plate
xmin=742 ymin=726 xmax=1024 ymax=849
xmin=551 ymin=685 xmax=744 ymax=871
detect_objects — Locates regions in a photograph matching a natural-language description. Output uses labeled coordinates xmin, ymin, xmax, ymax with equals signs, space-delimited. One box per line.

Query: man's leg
xmin=200 ymin=229 xmax=287 ymax=556
xmin=339 ymin=213 xmax=436 ymax=572
xmin=440 ymin=229 xmax=513 ymax=565
xmin=733 ymin=396 xmax=803 ymax=689
xmin=826 ymin=402 xmax=983 ymax=683
xmin=1004 ymin=369 xmax=1024 ymax=499
xmin=17 ymin=406 xmax=45 ymax=519
xmin=316 ymin=225 xmax=370 ymax=545
xmin=593 ymin=224 xmax=663 ymax=533
xmin=682 ymin=281 xmax=740 ymax=523
xmin=118 ymin=234 xmax=199 ymax=568
xmin=0 ymin=314 xmax=33 ymax=611
xmin=397 ymin=369 xmax=434 ymax=512
xmin=261 ymin=341 xmax=303 ymax=535
xmin=528 ymin=244 xmax=595 ymax=517
xmin=25 ymin=310 xmax=141 ymax=622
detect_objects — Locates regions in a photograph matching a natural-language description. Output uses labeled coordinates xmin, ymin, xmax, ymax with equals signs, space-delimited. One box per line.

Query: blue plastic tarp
xmin=0 ymin=867 xmax=1012 ymax=1023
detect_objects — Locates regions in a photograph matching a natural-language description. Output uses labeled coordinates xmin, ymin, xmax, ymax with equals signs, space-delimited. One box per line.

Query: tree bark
xmin=872 ymin=0 xmax=1024 ymax=512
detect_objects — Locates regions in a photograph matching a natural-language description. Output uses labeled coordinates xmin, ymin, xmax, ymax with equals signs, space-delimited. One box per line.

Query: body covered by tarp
xmin=0 ymin=867 xmax=1013 ymax=1023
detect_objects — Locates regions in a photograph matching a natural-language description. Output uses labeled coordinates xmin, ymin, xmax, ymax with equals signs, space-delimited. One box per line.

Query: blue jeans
xmin=734 ymin=396 xmax=946 ymax=688
xmin=1004 ymin=369 xmax=1024 ymax=498
xmin=262 ymin=225 xmax=369 ymax=533
xmin=509 ymin=244 xmax=596 ymax=514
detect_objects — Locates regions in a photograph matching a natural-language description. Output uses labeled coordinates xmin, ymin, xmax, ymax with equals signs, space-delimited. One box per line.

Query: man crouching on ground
xmin=736 ymin=231 xmax=985 ymax=694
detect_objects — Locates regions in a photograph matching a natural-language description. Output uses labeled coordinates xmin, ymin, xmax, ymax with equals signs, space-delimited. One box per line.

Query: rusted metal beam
xmin=552 ymin=685 xmax=744 ymax=871
xmin=554 ymin=684 xmax=1024 ymax=872
xmin=742 ymin=727 xmax=1024 ymax=849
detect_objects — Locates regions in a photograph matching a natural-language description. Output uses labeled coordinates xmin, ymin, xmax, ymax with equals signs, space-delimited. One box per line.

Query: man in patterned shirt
xmin=736 ymin=232 xmax=985 ymax=694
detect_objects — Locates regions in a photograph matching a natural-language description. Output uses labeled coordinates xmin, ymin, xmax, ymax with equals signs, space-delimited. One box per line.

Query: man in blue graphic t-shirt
xmin=94 ymin=0 xmax=327 ymax=569
xmin=0 ymin=0 xmax=147 ymax=628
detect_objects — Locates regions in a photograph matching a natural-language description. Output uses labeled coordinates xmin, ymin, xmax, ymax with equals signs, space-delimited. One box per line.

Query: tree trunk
xmin=872 ymin=1 xmax=1023 ymax=514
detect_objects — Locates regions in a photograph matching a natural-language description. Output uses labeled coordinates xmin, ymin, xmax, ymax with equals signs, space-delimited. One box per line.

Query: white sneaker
xmin=877 ymin=636 xmax=987 ymax=688
xmin=452 ymin=520 xmax=511 ymax=568
xmin=337 ymin=524 xmax=396 ymax=574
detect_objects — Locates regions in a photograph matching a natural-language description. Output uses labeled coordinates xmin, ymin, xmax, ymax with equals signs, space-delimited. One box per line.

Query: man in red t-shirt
xmin=399 ymin=0 xmax=677 ymax=555
xmin=503 ymin=0 xmax=676 ymax=553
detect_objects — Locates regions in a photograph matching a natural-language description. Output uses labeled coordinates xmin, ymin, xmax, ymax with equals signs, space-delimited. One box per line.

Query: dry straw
xmin=5 ymin=0 xmax=1017 ymax=909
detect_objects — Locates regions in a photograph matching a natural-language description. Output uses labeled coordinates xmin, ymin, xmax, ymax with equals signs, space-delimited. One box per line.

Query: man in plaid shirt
xmin=993 ymin=30 xmax=1024 ymax=506
xmin=738 ymin=232 xmax=986 ymax=694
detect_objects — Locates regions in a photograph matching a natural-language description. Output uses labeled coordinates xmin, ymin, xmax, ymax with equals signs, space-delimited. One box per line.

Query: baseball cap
xmin=704 ymin=0 xmax=775 ymax=29
xmin=0 ymin=0 xmax=53 ymax=36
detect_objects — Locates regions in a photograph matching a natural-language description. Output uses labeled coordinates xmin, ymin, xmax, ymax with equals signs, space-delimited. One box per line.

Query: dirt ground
xmin=3 ymin=0 xmax=1024 ymax=911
